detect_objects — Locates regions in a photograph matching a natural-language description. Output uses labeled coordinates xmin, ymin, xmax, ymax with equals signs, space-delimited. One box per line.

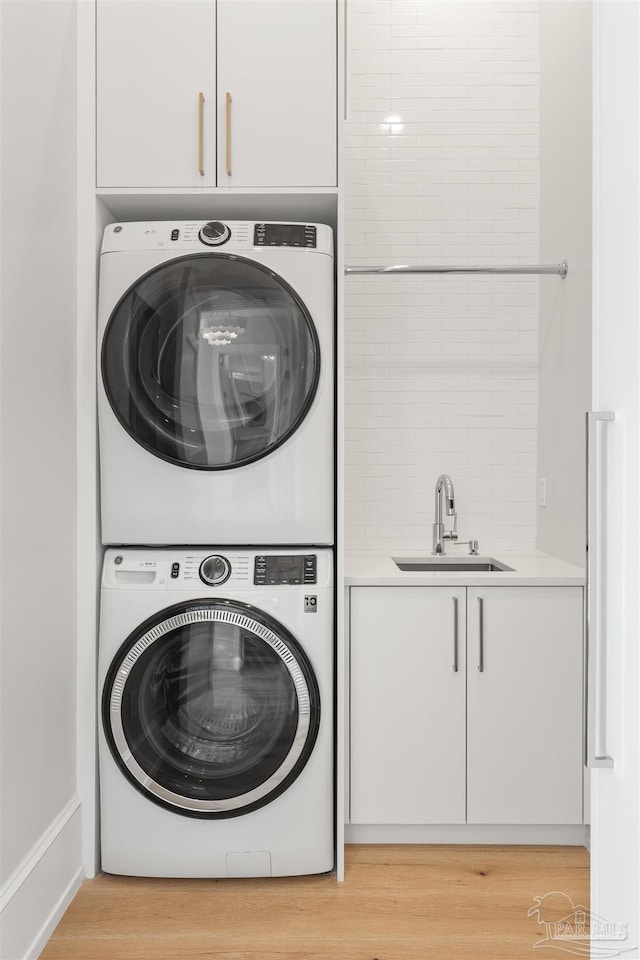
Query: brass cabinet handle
xmin=225 ymin=92 xmax=232 ymax=176
xmin=198 ymin=92 xmax=205 ymax=176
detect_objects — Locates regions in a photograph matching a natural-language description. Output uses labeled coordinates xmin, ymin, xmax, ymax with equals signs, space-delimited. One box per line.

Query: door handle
xmin=225 ymin=92 xmax=232 ymax=176
xmin=477 ymin=597 xmax=484 ymax=672
xmin=585 ymin=410 xmax=615 ymax=768
xmin=198 ymin=92 xmax=205 ymax=176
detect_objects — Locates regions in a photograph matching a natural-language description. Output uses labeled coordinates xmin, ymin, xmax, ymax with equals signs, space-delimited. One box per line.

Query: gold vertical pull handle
xmin=198 ymin=92 xmax=205 ymax=176
xmin=225 ymin=92 xmax=232 ymax=176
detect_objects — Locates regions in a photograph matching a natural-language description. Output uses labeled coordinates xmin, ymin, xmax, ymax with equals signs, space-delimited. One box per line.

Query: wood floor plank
xmin=40 ymin=844 xmax=589 ymax=960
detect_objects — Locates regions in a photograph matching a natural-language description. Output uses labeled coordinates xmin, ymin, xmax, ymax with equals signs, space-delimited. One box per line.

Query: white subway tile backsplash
xmin=345 ymin=0 xmax=540 ymax=555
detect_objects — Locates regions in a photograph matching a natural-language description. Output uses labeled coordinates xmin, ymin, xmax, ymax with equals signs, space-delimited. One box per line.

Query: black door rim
xmin=100 ymin=252 xmax=322 ymax=471
xmin=102 ymin=598 xmax=321 ymax=819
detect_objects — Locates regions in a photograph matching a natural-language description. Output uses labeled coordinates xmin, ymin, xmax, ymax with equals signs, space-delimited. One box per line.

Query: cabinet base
xmin=345 ymin=824 xmax=589 ymax=846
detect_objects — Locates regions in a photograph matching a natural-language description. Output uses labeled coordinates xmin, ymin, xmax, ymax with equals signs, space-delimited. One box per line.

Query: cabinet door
xmin=216 ymin=0 xmax=337 ymax=187
xmin=467 ymin=587 xmax=583 ymax=824
xmin=350 ymin=587 xmax=466 ymax=825
xmin=97 ymin=0 xmax=216 ymax=187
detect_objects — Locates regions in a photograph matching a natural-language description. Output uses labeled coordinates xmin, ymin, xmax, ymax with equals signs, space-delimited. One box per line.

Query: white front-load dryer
xmin=98 ymin=547 xmax=333 ymax=877
xmin=98 ymin=220 xmax=334 ymax=545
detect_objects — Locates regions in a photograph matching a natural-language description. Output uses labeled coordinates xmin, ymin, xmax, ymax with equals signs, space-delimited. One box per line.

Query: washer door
xmin=101 ymin=253 xmax=320 ymax=469
xmin=102 ymin=599 xmax=321 ymax=818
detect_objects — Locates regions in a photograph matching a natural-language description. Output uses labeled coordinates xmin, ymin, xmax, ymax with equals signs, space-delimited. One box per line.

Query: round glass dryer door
xmin=102 ymin=599 xmax=321 ymax=818
xmin=101 ymin=254 xmax=320 ymax=469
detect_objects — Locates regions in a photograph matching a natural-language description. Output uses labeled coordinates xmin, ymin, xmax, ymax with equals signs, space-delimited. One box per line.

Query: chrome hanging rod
xmin=345 ymin=260 xmax=568 ymax=278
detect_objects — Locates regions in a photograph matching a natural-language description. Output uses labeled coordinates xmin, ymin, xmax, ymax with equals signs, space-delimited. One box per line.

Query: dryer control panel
xmin=100 ymin=220 xmax=333 ymax=256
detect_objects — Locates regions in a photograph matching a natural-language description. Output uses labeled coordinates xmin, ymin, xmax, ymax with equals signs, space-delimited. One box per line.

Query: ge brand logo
xmin=304 ymin=595 xmax=318 ymax=613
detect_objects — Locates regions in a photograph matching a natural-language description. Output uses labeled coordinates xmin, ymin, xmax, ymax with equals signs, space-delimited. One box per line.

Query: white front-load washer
xmin=98 ymin=220 xmax=334 ymax=545
xmin=98 ymin=547 xmax=333 ymax=877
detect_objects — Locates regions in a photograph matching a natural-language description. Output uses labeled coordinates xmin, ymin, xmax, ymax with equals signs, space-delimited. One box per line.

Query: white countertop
xmin=345 ymin=551 xmax=585 ymax=587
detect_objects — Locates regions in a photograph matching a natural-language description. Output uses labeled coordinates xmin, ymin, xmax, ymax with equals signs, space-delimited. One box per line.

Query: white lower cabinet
xmin=466 ymin=587 xmax=583 ymax=824
xmin=350 ymin=587 xmax=467 ymax=824
xmin=349 ymin=585 xmax=584 ymax=826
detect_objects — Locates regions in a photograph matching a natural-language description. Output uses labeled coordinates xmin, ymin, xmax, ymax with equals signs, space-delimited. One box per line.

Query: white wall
xmin=344 ymin=0 xmax=540 ymax=557
xmin=0 ymin=2 xmax=83 ymax=957
xmin=537 ymin=1 xmax=592 ymax=567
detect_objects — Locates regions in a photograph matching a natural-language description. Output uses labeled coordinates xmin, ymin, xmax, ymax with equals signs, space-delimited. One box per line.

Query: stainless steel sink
xmin=393 ymin=556 xmax=514 ymax=572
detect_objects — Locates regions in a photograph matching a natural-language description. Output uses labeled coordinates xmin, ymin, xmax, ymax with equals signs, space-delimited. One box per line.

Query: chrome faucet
xmin=433 ymin=474 xmax=458 ymax=555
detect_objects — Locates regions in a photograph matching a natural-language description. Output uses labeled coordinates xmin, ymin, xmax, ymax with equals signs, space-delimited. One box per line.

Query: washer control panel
xmin=254 ymin=554 xmax=317 ymax=586
xmin=103 ymin=549 xmax=331 ymax=589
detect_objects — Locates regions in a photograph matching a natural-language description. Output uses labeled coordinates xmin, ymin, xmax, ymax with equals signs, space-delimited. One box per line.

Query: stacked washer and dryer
xmin=97 ymin=220 xmax=335 ymax=877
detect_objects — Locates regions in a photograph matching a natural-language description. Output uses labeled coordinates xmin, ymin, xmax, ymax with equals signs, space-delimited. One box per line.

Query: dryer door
xmin=102 ymin=599 xmax=321 ymax=818
xmin=101 ymin=253 xmax=320 ymax=469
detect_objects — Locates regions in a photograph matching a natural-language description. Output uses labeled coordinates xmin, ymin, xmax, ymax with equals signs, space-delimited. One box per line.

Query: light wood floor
xmin=41 ymin=844 xmax=589 ymax=960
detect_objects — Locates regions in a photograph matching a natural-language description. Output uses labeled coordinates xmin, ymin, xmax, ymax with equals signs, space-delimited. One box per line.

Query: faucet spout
xmin=433 ymin=474 xmax=457 ymax=555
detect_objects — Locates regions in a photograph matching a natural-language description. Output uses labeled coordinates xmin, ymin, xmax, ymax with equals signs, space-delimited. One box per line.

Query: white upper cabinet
xmin=96 ymin=0 xmax=337 ymax=189
xmin=216 ymin=0 xmax=337 ymax=188
xmin=97 ymin=1 xmax=217 ymax=188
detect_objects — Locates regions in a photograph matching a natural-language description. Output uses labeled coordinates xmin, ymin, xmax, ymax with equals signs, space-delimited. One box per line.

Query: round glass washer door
xmin=101 ymin=253 xmax=320 ymax=470
xmin=102 ymin=599 xmax=321 ymax=818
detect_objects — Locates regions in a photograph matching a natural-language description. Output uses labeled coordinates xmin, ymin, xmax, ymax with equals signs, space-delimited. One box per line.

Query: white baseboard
xmin=0 ymin=797 xmax=83 ymax=960
xmin=345 ymin=823 xmax=588 ymax=845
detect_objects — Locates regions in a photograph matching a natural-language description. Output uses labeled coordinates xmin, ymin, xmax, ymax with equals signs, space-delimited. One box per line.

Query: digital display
xmin=266 ymin=556 xmax=304 ymax=579
xmin=254 ymin=224 xmax=317 ymax=248
xmin=254 ymin=554 xmax=317 ymax=585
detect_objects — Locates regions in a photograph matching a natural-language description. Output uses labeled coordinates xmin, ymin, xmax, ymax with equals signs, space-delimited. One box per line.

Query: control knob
xmin=199 ymin=221 xmax=231 ymax=246
xmin=199 ymin=554 xmax=231 ymax=586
